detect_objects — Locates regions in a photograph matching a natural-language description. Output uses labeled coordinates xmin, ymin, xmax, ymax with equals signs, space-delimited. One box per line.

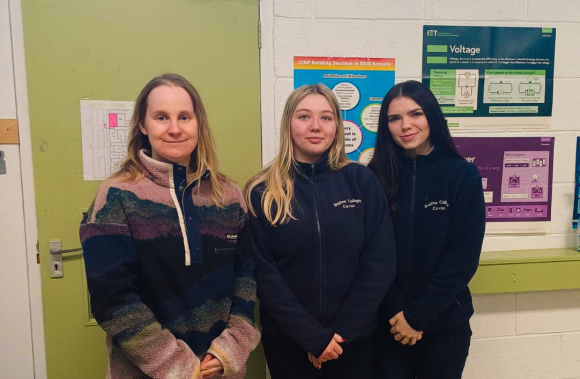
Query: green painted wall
xmin=470 ymin=248 xmax=580 ymax=294
xmin=22 ymin=0 xmax=264 ymax=377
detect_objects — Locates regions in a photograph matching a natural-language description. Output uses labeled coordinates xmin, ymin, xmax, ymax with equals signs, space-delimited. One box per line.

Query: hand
xmin=308 ymin=352 xmax=322 ymax=369
xmin=318 ymin=333 xmax=344 ymax=362
xmin=200 ymin=353 xmax=224 ymax=379
xmin=389 ymin=311 xmax=423 ymax=346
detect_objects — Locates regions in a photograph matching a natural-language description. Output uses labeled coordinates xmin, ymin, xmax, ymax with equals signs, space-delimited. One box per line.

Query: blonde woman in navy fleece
xmin=80 ymin=74 xmax=260 ymax=379
xmin=369 ymin=80 xmax=485 ymax=379
xmin=245 ymin=84 xmax=396 ymax=379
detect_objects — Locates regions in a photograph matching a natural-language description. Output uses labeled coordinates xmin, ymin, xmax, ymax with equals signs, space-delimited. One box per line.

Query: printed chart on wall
xmin=294 ymin=57 xmax=395 ymax=164
xmin=81 ymin=100 xmax=134 ymax=180
xmin=455 ymin=137 xmax=554 ymax=233
xmin=423 ymin=26 xmax=556 ymax=129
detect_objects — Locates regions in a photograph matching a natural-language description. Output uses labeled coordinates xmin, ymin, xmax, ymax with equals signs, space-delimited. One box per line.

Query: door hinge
xmin=258 ymin=20 xmax=262 ymax=49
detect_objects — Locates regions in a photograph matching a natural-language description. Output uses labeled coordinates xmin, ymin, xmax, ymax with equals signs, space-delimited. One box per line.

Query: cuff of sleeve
xmin=190 ymin=360 xmax=201 ymax=379
xmin=312 ymin=329 xmax=335 ymax=359
xmin=206 ymin=345 xmax=233 ymax=377
xmin=402 ymin=308 xmax=427 ymax=331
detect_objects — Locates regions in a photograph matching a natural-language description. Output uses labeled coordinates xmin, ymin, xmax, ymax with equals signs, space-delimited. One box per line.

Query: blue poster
xmin=294 ymin=56 xmax=395 ymax=164
xmin=573 ymin=137 xmax=580 ymax=228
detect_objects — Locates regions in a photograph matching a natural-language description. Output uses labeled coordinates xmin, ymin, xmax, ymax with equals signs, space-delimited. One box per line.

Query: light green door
xmin=22 ymin=1 xmax=264 ymax=378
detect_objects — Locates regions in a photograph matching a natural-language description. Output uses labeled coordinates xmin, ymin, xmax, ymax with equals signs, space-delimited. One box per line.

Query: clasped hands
xmin=200 ymin=353 xmax=223 ymax=379
xmin=389 ymin=311 xmax=423 ymax=346
xmin=307 ymin=333 xmax=344 ymax=369
xmin=306 ymin=312 xmax=422 ymax=370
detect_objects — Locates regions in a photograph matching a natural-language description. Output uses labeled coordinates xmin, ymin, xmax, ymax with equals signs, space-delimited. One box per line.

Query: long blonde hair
xmin=109 ymin=73 xmax=229 ymax=206
xmin=245 ymin=84 xmax=350 ymax=225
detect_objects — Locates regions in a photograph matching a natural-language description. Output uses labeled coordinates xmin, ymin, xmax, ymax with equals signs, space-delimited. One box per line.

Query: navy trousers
xmin=374 ymin=322 xmax=472 ymax=379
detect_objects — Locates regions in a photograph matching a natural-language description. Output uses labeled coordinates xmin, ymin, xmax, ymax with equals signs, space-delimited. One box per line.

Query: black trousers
xmin=374 ymin=322 xmax=472 ymax=379
xmin=263 ymin=332 xmax=375 ymax=379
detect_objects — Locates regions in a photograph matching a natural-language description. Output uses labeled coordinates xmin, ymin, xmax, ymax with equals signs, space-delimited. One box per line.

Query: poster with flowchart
xmin=454 ymin=137 xmax=554 ymax=233
xmin=423 ymin=26 xmax=555 ymax=129
xmin=80 ymin=100 xmax=134 ymax=180
xmin=294 ymin=57 xmax=395 ymax=164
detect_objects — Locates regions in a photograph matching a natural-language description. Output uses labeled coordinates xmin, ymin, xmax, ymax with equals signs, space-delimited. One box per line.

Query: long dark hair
xmin=368 ymin=80 xmax=463 ymax=211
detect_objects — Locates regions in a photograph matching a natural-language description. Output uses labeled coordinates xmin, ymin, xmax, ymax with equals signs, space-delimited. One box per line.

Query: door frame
xmin=259 ymin=0 xmax=276 ymax=166
xmin=9 ymin=0 xmax=47 ymax=377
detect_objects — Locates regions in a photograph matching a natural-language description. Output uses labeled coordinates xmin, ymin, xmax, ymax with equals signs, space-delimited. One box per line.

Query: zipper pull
xmin=311 ymin=164 xmax=315 ymax=176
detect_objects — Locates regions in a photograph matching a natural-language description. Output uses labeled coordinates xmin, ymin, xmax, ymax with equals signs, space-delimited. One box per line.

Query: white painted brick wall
xmin=560 ymin=333 xmax=580 ymax=377
xmin=264 ymin=1 xmax=580 ymax=377
xmin=315 ymin=0 xmax=423 ymax=20
xmin=371 ymin=22 xmax=424 ymax=78
xmin=469 ymin=291 xmax=580 ymax=378
xmin=528 ymin=0 xmax=580 ymax=22
xmin=467 ymin=335 xmax=560 ymax=378
xmin=567 ymin=25 xmax=580 ymax=78
xmin=274 ymin=0 xmax=312 ymax=19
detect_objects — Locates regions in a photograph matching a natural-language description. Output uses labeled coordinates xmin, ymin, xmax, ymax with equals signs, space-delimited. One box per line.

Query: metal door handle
xmin=49 ymin=240 xmax=83 ymax=278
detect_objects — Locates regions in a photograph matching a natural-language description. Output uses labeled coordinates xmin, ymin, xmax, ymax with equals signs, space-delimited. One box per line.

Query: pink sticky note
xmin=109 ymin=113 xmax=118 ymax=128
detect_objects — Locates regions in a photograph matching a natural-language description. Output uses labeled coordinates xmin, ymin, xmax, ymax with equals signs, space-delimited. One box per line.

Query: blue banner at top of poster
xmin=294 ymin=56 xmax=395 ymax=164
xmin=423 ymin=26 xmax=555 ymax=120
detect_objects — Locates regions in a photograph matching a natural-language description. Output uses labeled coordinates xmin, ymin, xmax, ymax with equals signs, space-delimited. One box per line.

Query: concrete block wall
xmin=470 ymin=291 xmax=580 ymax=378
xmin=263 ymin=0 xmax=580 ymax=377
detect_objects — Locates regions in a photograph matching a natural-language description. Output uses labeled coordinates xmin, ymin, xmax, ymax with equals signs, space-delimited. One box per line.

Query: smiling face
xmin=386 ymin=96 xmax=433 ymax=159
xmin=290 ymin=94 xmax=337 ymax=164
xmin=139 ymin=84 xmax=198 ymax=167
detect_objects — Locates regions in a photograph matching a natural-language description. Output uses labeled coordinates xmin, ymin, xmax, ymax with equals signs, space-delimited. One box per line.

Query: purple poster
xmin=454 ymin=137 xmax=554 ymax=222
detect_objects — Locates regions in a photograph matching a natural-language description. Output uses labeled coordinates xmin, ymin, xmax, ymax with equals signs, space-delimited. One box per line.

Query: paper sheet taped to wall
xmin=80 ymin=100 xmax=134 ymax=181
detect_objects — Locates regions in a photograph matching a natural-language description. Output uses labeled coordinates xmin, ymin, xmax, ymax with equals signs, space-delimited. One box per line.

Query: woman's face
xmin=290 ymin=94 xmax=337 ymax=164
xmin=386 ymin=96 xmax=432 ymax=158
xmin=140 ymin=85 xmax=198 ymax=167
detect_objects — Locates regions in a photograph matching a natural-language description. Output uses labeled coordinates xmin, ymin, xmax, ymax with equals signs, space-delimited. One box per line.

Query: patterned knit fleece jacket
xmin=79 ymin=151 xmax=260 ymax=379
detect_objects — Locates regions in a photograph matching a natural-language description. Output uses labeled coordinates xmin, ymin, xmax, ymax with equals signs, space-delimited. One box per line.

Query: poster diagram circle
xmin=361 ymin=104 xmax=381 ymax=132
xmin=358 ymin=148 xmax=374 ymax=165
xmin=343 ymin=120 xmax=363 ymax=154
xmin=332 ymin=82 xmax=360 ymax=111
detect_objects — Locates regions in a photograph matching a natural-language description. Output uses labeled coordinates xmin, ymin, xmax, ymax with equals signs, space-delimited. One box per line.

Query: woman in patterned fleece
xmin=80 ymin=74 xmax=260 ymax=379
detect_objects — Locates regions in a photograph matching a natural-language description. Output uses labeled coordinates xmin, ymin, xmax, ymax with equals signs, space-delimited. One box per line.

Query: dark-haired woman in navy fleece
xmin=369 ymin=80 xmax=485 ymax=379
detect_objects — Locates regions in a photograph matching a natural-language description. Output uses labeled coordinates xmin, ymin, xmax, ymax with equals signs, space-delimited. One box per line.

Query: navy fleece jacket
xmin=381 ymin=148 xmax=486 ymax=332
xmin=249 ymin=160 xmax=396 ymax=358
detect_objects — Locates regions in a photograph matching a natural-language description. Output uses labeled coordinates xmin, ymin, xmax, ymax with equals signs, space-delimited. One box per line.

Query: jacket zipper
xmin=408 ymin=160 xmax=417 ymax=267
xmin=311 ymin=164 xmax=324 ymax=320
xmin=180 ymin=175 xmax=200 ymax=263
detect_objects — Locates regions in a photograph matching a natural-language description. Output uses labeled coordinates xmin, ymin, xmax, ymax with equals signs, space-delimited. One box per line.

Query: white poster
xmin=81 ymin=100 xmax=134 ymax=181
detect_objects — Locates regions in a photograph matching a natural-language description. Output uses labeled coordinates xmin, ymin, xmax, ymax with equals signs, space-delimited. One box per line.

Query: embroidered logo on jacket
xmin=333 ymin=199 xmax=362 ymax=209
xmin=225 ymin=233 xmax=238 ymax=240
xmin=424 ymin=200 xmax=449 ymax=211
